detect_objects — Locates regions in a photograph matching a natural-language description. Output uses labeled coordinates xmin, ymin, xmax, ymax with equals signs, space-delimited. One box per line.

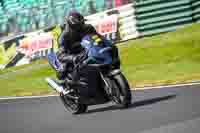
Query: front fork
xmin=100 ymin=69 xmax=121 ymax=102
xmin=100 ymin=73 xmax=112 ymax=96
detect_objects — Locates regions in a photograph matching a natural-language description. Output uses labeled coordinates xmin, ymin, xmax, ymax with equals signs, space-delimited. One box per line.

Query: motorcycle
xmin=45 ymin=43 xmax=132 ymax=114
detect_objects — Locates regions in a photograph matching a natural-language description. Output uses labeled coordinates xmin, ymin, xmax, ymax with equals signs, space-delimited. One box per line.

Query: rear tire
xmin=60 ymin=93 xmax=88 ymax=114
xmin=112 ymin=73 xmax=132 ymax=108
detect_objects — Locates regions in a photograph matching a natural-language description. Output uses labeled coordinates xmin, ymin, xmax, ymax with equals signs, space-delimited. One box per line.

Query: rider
xmin=55 ymin=10 xmax=97 ymax=87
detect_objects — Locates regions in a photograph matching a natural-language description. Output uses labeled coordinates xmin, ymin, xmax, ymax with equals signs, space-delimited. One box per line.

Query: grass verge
xmin=119 ymin=23 xmax=200 ymax=88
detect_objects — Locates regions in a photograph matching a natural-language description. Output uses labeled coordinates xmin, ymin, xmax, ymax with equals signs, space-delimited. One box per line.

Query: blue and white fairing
xmin=80 ymin=35 xmax=113 ymax=65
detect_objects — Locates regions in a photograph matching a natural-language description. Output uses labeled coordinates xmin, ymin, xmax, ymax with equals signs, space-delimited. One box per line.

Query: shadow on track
xmin=83 ymin=94 xmax=176 ymax=115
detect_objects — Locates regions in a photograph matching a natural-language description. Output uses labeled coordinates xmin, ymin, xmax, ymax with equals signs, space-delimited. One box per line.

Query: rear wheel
xmin=60 ymin=93 xmax=88 ymax=114
xmin=112 ymin=73 xmax=132 ymax=108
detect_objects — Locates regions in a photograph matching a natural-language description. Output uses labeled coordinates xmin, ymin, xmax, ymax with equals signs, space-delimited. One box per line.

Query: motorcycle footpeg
xmin=63 ymin=93 xmax=79 ymax=100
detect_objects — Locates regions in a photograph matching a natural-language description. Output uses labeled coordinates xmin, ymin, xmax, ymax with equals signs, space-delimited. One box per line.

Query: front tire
xmin=112 ymin=73 xmax=132 ymax=108
xmin=59 ymin=93 xmax=88 ymax=114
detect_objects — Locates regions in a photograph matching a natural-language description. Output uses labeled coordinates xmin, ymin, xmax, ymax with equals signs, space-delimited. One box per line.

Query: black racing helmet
xmin=65 ymin=10 xmax=85 ymax=28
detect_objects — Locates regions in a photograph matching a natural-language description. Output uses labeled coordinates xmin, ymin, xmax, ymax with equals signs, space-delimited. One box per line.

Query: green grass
xmin=1 ymin=23 xmax=200 ymax=96
xmin=0 ymin=59 xmax=47 ymax=74
xmin=0 ymin=60 xmax=55 ymax=96
xmin=119 ymin=23 xmax=200 ymax=88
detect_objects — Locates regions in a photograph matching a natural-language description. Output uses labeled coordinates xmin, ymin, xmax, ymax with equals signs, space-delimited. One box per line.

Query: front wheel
xmin=112 ymin=73 xmax=132 ymax=108
xmin=59 ymin=93 xmax=88 ymax=114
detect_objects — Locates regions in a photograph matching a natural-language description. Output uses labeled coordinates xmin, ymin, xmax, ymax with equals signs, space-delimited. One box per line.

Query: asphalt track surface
xmin=1 ymin=84 xmax=200 ymax=133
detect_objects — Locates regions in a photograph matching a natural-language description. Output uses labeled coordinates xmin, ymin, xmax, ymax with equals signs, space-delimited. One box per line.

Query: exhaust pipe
xmin=45 ymin=77 xmax=70 ymax=95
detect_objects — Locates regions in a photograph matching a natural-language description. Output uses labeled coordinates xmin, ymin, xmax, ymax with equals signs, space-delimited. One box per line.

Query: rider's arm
xmin=82 ymin=24 xmax=97 ymax=35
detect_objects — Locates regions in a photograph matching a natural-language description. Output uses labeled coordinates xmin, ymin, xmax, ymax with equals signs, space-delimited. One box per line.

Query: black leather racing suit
xmin=56 ymin=22 xmax=96 ymax=80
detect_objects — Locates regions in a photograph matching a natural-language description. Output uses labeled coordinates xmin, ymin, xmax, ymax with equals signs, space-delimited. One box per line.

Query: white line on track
xmin=0 ymin=95 xmax=58 ymax=100
xmin=135 ymin=81 xmax=200 ymax=90
xmin=1 ymin=82 xmax=200 ymax=100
